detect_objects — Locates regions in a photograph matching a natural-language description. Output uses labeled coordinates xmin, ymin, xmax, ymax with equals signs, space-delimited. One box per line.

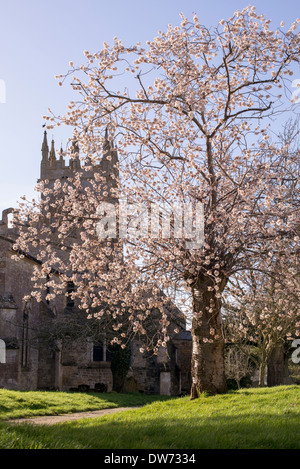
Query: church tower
xmin=39 ymin=130 xmax=119 ymax=198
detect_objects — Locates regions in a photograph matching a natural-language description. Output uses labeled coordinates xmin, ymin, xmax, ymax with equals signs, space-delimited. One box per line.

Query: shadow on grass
xmin=1 ymin=409 xmax=299 ymax=449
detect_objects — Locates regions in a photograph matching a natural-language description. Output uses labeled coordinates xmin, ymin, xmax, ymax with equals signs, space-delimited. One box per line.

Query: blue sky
xmin=0 ymin=0 xmax=299 ymax=214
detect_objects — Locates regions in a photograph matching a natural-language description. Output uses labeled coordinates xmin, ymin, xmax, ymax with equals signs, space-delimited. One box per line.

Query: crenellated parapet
xmin=39 ymin=131 xmax=119 ymax=188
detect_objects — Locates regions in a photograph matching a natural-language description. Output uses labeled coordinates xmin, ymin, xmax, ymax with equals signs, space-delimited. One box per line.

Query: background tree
xmin=223 ymin=258 xmax=300 ymax=386
xmin=14 ymin=6 xmax=300 ymax=397
xmin=225 ymin=346 xmax=255 ymax=390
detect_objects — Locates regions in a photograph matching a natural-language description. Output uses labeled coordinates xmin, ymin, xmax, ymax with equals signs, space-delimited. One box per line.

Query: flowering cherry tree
xmin=223 ymin=256 xmax=300 ymax=386
xmin=14 ymin=6 xmax=300 ymax=397
xmin=223 ymin=120 xmax=300 ymax=386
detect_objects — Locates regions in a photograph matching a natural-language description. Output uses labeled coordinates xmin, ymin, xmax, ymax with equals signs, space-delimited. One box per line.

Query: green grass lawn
xmin=0 ymin=385 xmax=299 ymax=449
xmin=0 ymin=388 xmax=170 ymax=421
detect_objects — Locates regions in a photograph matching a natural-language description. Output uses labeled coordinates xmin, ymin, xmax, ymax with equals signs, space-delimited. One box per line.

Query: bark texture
xmin=267 ymin=345 xmax=285 ymax=386
xmin=190 ymin=281 xmax=227 ymax=398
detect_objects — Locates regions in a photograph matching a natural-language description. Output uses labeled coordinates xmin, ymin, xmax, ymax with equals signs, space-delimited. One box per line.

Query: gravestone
xmin=160 ymin=371 xmax=171 ymax=395
xmin=0 ymin=339 xmax=6 ymax=363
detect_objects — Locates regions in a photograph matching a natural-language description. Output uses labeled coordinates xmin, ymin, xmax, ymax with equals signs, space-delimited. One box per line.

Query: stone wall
xmin=126 ymin=340 xmax=182 ymax=396
xmin=0 ymin=349 xmax=19 ymax=389
xmin=61 ymin=363 xmax=113 ymax=392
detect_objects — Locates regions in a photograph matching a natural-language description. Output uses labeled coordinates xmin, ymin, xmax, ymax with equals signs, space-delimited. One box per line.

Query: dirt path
xmin=7 ymin=407 xmax=140 ymax=425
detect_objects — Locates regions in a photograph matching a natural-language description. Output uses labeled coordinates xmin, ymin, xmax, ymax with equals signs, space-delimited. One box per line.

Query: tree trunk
xmin=258 ymin=362 xmax=266 ymax=387
xmin=190 ymin=282 xmax=227 ymax=398
xmin=267 ymin=345 xmax=285 ymax=386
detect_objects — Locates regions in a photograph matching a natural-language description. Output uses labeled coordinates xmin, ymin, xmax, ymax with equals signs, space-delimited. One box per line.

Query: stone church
xmin=0 ymin=132 xmax=192 ymax=395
